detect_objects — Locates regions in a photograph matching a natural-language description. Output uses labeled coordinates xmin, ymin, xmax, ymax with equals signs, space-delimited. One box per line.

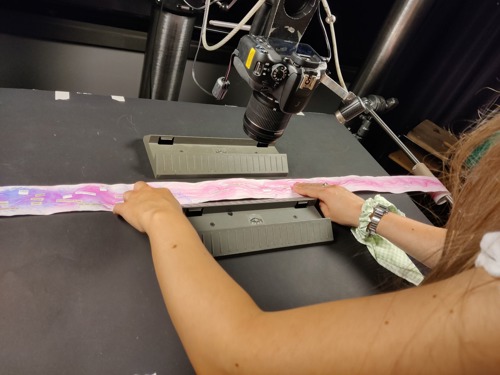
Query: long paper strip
xmin=0 ymin=176 xmax=448 ymax=217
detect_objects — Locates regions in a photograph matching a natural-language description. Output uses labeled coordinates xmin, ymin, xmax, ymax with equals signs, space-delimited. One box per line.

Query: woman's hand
xmin=292 ymin=183 xmax=364 ymax=227
xmin=113 ymin=181 xmax=183 ymax=233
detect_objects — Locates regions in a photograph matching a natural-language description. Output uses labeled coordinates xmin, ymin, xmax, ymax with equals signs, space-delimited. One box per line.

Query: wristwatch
xmin=367 ymin=204 xmax=389 ymax=236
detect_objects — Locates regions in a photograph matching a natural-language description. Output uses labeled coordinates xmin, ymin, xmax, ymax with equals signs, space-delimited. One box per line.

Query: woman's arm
xmin=114 ymin=183 xmax=499 ymax=375
xmin=375 ymin=211 xmax=446 ymax=267
xmin=114 ymin=182 xmax=263 ymax=373
xmin=292 ymin=183 xmax=446 ymax=268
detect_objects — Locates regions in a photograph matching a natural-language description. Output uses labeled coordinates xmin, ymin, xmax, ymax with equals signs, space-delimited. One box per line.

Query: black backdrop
xmin=0 ymin=0 xmax=498 ymax=161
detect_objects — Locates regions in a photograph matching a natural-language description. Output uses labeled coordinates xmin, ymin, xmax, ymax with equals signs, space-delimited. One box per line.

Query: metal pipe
xmin=139 ymin=4 xmax=195 ymax=100
xmin=351 ymin=0 xmax=435 ymax=97
xmin=367 ymin=108 xmax=453 ymax=205
xmin=367 ymin=108 xmax=420 ymax=165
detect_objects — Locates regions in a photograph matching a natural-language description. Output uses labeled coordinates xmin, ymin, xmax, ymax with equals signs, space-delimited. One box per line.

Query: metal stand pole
xmin=139 ymin=1 xmax=196 ymax=101
xmin=351 ymin=0 xmax=435 ymax=97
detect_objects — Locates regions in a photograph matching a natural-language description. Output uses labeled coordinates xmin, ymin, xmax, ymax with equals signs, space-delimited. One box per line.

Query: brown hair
xmin=424 ymin=110 xmax=500 ymax=283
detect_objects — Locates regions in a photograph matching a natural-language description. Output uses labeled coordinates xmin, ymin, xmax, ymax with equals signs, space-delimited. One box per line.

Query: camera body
xmin=235 ymin=34 xmax=327 ymax=114
xmin=233 ymin=34 xmax=327 ymax=144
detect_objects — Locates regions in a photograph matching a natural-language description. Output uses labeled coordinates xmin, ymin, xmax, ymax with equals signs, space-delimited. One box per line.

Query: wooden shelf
xmin=406 ymin=120 xmax=458 ymax=161
xmin=389 ymin=120 xmax=454 ymax=176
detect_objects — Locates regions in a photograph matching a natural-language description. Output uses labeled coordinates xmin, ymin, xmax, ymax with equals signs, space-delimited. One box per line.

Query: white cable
xmin=191 ymin=36 xmax=214 ymax=96
xmin=201 ymin=0 xmax=266 ymax=51
xmin=182 ymin=0 xmax=217 ymax=10
xmin=209 ymin=20 xmax=251 ymax=32
xmin=320 ymin=0 xmax=347 ymax=90
xmin=316 ymin=6 xmax=332 ymax=62
xmin=219 ymin=0 xmax=239 ymax=10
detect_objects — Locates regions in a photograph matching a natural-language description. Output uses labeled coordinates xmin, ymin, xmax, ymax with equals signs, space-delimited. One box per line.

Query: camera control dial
xmin=271 ymin=64 xmax=288 ymax=82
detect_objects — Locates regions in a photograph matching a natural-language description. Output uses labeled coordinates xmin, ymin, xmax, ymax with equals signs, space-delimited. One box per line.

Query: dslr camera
xmin=233 ymin=34 xmax=327 ymax=145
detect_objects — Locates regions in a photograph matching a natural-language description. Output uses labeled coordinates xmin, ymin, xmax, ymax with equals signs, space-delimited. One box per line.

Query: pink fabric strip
xmin=0 ymin=175 xmax=448 ymax=217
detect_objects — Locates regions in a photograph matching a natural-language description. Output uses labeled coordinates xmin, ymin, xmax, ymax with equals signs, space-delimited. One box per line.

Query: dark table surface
xmin=0 ymin=88 xmax=428 ymax=374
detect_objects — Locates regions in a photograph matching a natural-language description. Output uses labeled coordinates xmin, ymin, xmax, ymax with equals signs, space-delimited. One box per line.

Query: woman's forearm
xmin=375 ymin=212 xmax=446 ymax=268
xmin=146 ymin=212 xmax=263 ymax=373
xmin=290 ymin=184 xmax=446 ymax=267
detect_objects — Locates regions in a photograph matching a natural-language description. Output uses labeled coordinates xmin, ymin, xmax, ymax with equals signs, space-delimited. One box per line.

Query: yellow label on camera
xmin=245 ymin=48 xmax=256 ymax=69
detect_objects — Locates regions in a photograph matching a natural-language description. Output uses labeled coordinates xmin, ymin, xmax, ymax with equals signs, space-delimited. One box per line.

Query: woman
xmin=113 ymin=112 xmax=500 ymax=374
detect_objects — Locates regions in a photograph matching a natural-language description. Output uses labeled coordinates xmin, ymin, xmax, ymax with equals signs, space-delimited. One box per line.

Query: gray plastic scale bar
xmin=183 ymin=198 xmax=334 ymax=257
xmin=144 ymin=135 xmax=288 ymax=178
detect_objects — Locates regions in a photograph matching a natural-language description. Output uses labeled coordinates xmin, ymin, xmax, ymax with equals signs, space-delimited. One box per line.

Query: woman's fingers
xmin=293 ymin=183 xmax=364 ymax=227
xmin=292 ymin=183 xmax=328 ymax=198
xmin=133 ymin=181 xmax=149 ymax=190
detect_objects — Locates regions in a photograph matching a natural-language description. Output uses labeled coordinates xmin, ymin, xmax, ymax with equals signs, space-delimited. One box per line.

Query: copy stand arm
xmin=320 ymin=75 xmax=453 ymax=205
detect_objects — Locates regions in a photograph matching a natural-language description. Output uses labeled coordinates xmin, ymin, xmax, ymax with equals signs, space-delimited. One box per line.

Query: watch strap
xmin=367 ymin=204 xmax=389 ymax=236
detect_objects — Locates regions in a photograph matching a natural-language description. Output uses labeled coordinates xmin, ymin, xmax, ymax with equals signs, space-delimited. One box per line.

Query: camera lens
xmin=243 ymin=92 xmax=293 ymax=145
